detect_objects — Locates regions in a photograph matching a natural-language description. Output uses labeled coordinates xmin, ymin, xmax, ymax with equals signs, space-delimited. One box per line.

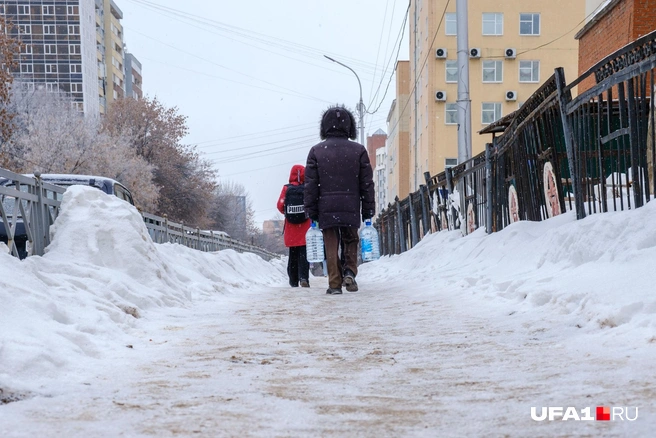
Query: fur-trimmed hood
xmin=319 ymin=106 xmax=357 ymax=140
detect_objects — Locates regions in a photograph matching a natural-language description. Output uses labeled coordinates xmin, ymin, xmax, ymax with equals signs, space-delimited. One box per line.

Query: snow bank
xmin=0 ymin=186 xmax=285 ymax=392
xmin=362 ymin=201 xmax=656 ymax=338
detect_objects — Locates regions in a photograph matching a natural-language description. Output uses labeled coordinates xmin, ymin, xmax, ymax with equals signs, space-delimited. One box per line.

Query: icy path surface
xmin=3 ymin=275 xmax=655 ymax=437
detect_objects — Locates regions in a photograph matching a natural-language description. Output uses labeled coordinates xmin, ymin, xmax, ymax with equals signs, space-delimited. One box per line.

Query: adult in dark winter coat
xmin=277 ymin=164 xmax=311 ymax=287
xmin=304 ymin=105 xmax=375 ymax=295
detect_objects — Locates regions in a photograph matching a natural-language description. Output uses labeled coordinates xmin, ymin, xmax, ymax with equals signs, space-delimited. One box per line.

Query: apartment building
xmin=386 ymin=60 xmax=411 ymax=203
xmin=407 ymin=0 xmax=585 ymax=190
xmin=124 ymin=51 xmax=142 ymax=99
xmin=1 ymin=0 xmax=100 ymax=115
xmin=101 ymin=0 xmax=124 ymax=106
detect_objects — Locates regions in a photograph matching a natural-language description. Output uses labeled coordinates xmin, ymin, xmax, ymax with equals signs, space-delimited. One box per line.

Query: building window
xmin=445 ymin=103 xmax=458 ymax=125
xmin=44 ymin=44 xmax=57 ymax=54
xmin=44 ymin=25 xmax=56 ymax=35
xmin=71 ymin=83 xmax=83 ymax=93
xmin=445 ymin=60 xmax=458 ymax=83
xmin=445 ymin=13 xmax=457 ymax=36
xmin=482 ymin=102 xmax=502 ymax=124
xmin=520 ymin=13 xmax=540 ymax=35
xmin=67 ymin=6 xmax=79 ymax=15
xmin=46 ymin=64 xmax=58 ymax=73
xmin=482 ymin=13 xmax=503 ymax=36
xmin=19 ymin=25 xmax=31 ymax=35
xmin=69 ymin=44 xmax=81 ymax=55
xmin=519 ymin=60 xmax=540 ymax=82
xmin=43 ymin=5 xmax=55 ymax=15
xmin=113 ymin=89 xmax=118 ymax=99
xmin=70 ymin=64 xmax=82 ymax=74
xmin=46 ymin=83 xmax=59 ymax=92
xmin=68 ymin=25 xmax=80 ymax=35
xmin=21 ymin=44 xmax=32 ymax=54
xmin=482 ymin=60 xmax=503 ymax=82
xmin=445 ymin=158 xmax=458 ymax=168
xmin=20 ymin=64 xmax=33 ymax=73
xmin=22 ymin=82 xmax=35 ymax=91
xmin=17 ymin=5 xmax=30 ymax=15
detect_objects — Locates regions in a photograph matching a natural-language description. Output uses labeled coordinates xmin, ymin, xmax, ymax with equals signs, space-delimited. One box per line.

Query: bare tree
xmin=103 ymin=97 xmax=217 ymax=225
xmin=6 ymin=89 xmax=158 ymax=211
xmin=0 ymin=17 xmax=22 ymax=165
xmin=208 ymin=180 xmax=257 ymax=241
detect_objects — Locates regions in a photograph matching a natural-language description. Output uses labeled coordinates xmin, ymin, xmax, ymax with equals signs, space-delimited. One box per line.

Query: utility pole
xmin=456 ymin=0 xmax=472 ymax=164
xmin=324 ymin=55 xmax=366 ymax=145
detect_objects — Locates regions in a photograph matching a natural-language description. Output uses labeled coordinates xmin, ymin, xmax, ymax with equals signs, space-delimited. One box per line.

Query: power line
xmin=124 ymin=26 xmax=331 ymax=105
xmin=366 ymin=3 xmax=410 ymax=117
xmin=125 ymin=0 xmax=395 ymax=80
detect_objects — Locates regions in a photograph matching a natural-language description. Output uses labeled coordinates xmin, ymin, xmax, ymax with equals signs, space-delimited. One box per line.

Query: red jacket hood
xmin=288 ymin=164 xmax=305 ymax=184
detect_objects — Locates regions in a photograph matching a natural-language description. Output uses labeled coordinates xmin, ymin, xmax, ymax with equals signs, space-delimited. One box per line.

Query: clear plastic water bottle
xmin=305 ymin=221 xmax=324 ymax=263
xmin=360 ymin=219 xmax=380 ymax=262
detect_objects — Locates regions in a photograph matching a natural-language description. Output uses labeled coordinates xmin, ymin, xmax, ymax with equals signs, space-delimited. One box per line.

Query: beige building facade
xmin=386 ymin=60 xmax=411 ymax=203
xmin=100 ymin=0 xmax=124 ymax=109
xmin=407 ymin=0 xmax=585 ymax=190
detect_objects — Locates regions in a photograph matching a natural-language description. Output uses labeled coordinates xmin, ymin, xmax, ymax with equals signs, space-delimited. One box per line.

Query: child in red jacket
xmin=277 ymin=164 xmax=312 ymax=287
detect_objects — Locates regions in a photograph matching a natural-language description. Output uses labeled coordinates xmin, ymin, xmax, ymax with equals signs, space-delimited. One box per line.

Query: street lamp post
xmin=324 ymin=55 xmax=365 ymax=145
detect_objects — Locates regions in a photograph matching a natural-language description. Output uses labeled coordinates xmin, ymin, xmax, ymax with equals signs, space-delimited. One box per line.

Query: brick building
xmin=576 ymin=0 xmax=656 ymax=91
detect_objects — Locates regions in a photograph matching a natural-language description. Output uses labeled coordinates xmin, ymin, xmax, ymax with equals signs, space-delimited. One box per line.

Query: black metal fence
xmin=377 ymin=30 xmax=656 ymax=256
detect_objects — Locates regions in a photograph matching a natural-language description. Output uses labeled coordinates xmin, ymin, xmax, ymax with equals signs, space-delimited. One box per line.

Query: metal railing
xmin=376 ymin=30 xmax=656 ymax=256
xmin=0 ymin=170 xmax=66 ymax=258
xmin=142 ymin=212 xmax=280 ymax=261
xmin=0 ymin=169 xmax=280 ymax=261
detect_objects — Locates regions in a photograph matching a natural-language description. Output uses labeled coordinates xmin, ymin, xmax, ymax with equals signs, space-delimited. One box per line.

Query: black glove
xmin=362 ymin=211 xmax=374 ymax=220
xmin=309 ymin=214 xmax=319 ymax=222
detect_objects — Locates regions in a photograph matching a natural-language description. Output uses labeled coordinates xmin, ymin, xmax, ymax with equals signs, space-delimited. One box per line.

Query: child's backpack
xmin=284 ymin=184 xmax=307 ymax=224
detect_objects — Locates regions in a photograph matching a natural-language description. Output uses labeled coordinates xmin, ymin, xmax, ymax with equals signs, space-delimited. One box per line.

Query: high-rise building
xmin=407 ymin=0 xmax=586 ymax=190
xmin=1 ymin=0 xmax=100 ymax=115
xmin=101 ymin=0 xmax=124 ymax=106
xmin=124 ymin=51 xmax=142 ymax=99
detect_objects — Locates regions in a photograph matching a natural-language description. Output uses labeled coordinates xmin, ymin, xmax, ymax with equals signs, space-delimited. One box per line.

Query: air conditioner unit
xmin=505 ymin=90 xmax=517 ymax=101
xmin=505 ymin=48 xmax=517 ymax=59
xmin=435 ymin=90 xmax=447 ymax=101
xmin=469 ymin=47 xmax=481 ymax=58
xmin=435 ymin=48 xmax=447 ymax=59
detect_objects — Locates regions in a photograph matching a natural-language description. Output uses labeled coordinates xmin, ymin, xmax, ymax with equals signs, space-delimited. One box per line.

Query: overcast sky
xmin=117 ymin=0 xmax=409 ymax=227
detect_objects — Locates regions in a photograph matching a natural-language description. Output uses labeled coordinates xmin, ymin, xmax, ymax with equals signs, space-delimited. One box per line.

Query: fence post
xmin=485 ymin=143 xmax=493 ymax=234
xmin=555 ymin=67 xmax=586 ymax=219
xmin=627 ymin=78 xmax=644 ymax=208
xmin=445 ymin=167 xmax=457 ymax=229
xmin=394 ymin=197 xmax=406 ymax=253
xmin=33 ymin=172 xmax=45 ymax=256
xmin=422 ymin=171 xmax=432 ymax=234
xmin=408 ymin=192 xmax=419 ymax=248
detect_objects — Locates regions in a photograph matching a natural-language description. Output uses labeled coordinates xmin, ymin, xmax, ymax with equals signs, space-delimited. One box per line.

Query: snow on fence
xmin=377 ymin=29 xmax=656 ymax=256
xmin=0 ymin=169 xmax=279 ymax=261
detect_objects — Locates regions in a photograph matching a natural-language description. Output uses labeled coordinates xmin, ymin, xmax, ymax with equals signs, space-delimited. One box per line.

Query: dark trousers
xmin=287 ymin=245 xmax=309 ymax=287
xmin=322 ymin=227 xmax=359 ymax=289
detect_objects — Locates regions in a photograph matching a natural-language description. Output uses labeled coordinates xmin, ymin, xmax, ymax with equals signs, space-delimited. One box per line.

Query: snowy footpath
xmin=2 ymin=186 xmax=656 ymax=437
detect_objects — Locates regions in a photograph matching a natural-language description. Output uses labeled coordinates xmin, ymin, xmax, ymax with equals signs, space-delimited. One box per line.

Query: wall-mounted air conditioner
xmin=505 ymin=90 xmax=517 ymax=101
xmin=435 ymin=48 xmax=447 ymax=59
xmin=435 ymin=90 xmax=447 ymax=101
xmin=505 ymin=48 xmax=517 ymax=59
xmin=469 ymin=48 xmax=481 ymax=58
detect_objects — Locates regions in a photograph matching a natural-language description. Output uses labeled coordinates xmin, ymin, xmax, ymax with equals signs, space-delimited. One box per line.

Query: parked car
xmin=0 ymin=174 xmax=135 ymax=258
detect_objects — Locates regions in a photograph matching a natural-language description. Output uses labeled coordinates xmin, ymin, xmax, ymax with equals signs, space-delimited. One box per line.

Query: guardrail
xmin=142 ymin=212 xmax=280 ymax=261
xmin=0 ymin=170 xmax=66 ymax=258
xmin=0 ymin=169 xmax=280 ymax=261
